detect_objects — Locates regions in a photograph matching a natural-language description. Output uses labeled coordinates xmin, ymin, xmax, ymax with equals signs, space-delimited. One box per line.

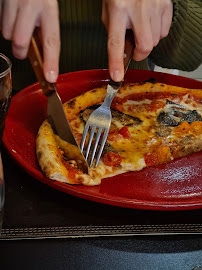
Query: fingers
xmin=132 ymin=13 xmax=153 ymax=61
xmin=1 ymin=0 xmax=18 ymax=40
xmin=150 ymin=8 xmax=161 ymax=47
xmin=102 ymin=0 xmax=173 ymax=73
xmin=105 ymin=3 xmax=127 ymax=82
xmin=40 ymin=1 xmax=60 ymax=83
xmin=133 ymin=1 xmax=172 ymax=61
xmin=11 ymin=3 xmax=37 ymax=59
xmin=161 ymin=1 xmax=173 ymax=38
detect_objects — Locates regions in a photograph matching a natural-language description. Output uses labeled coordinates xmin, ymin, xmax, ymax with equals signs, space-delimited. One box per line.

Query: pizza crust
xmin=36 ymin=121 xmax=101 ymax=186
xmin=36 ymin=120 xmax=140 ymax=186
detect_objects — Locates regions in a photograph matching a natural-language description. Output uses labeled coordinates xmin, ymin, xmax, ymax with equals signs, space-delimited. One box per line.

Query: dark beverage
xmin=0 ymin=54 xmax=12 ymax=233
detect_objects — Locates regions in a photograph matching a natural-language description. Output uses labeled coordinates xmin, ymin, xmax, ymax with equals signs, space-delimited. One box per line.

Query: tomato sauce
xmin=102 ymin=152 xmax=122 ymax=167
xmin=58 ymin=148 xmax=82 ymax=180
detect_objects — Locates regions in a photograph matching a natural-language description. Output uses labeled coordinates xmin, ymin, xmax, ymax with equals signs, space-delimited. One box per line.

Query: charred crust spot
xmin=145 ymin=78 xmax=158 ymax=84
xmin=43 ymin=165 xmax=50 ymax=176
xmin=37 ymin=151 xmax=42 ymax=160
xmin=68 ymin=99 xmax=76 ymax=109
xmin=91 ymin=89 xmax=97 ymax=93
xmin=136 ymin=78 xmax=158 ymax=85
xmin=137 ymin=81 xmax=144 ymax=86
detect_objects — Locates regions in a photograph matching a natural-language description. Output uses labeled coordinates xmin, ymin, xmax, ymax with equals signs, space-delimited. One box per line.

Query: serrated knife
xmin=28 ymin=33 xmax=89 ymax=174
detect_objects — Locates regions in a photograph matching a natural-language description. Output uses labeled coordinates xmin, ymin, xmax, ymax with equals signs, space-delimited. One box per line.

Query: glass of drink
xmin=0 ymin=54 xmax=12 ymax=234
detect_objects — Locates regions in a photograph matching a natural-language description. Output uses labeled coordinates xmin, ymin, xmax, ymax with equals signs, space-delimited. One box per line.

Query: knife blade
xmin=28 ymin=32 xmax=89 ymax=174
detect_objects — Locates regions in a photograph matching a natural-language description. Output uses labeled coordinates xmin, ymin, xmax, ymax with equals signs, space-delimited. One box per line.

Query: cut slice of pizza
xmin=36 ymin=80 xmax=202 ymax=186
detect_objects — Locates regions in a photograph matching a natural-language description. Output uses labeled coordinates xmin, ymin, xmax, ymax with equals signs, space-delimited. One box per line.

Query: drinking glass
xmin=0 ymin=54 xmax=12 ymax=234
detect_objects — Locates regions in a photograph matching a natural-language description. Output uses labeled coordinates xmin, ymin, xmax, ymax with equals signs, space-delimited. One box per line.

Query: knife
xmin=28 ymin=32 xmax=89 ymax=174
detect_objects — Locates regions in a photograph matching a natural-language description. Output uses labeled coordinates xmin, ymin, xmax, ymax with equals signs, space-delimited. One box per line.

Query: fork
xmin=80 ymin=30 xmax=135 ymax=167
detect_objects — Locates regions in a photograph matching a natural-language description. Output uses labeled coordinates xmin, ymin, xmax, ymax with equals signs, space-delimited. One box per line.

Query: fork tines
xmin=80 ymin=125 xmax=109 ymax=167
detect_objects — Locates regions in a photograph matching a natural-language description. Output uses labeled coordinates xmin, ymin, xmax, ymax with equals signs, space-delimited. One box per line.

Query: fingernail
xmin=112 ymin=70 xmax=122 ymax=82
xmin=46 ymin=70 xmax=57 ymax=83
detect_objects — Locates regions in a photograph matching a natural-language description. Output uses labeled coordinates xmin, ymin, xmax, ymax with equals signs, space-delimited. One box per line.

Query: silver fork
xmin=80 ymin=30 xmax=135 ymax=167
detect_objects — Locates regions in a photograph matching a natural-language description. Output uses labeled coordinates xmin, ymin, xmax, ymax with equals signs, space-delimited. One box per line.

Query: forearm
xmin=150 ymin=0 xmax=202 ymax=71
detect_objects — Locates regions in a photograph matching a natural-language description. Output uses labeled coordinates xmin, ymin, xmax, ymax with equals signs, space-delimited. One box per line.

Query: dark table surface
xmin=0 ymin=148 xmax=202 ymax=270
xmin=0 ymin=235 xmax=202 ymax=270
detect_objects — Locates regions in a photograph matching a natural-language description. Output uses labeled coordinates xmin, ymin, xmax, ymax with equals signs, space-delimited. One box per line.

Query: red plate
xmin=3 ymin=69 xmax=202 ymax=210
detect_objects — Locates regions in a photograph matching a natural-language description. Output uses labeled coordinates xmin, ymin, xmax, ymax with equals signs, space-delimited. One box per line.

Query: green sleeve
xmin=149 ymin=0 xmax=202 ymax=71
xmin=58 ymin=0 xmax=147 ymax=72
xmin=59 ymin=0 xmax=107 ymax=73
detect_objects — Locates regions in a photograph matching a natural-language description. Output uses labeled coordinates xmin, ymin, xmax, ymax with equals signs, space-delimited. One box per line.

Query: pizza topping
xmin=128 ymin=100 xmax=165 ymax=113
xmin=173 ymin=135 xmax=202 ymax=158
xmin=118 ymin=127 xmax=131 ymax=139
xmin=190 ymin=121 xmax=202 ymax=135
xmin=79 ymin=105 xmax=97 ymax=122
xmin=155 ymin=124 xmax=172 ymax=137
xmin=62 ymin=159 xmax=83 ymax=179
xmin=111 ymin=108 xmax=142 ymax=126
xmin=101 ymin=142 xmax=118 ymax=156
xmin=157 ymin=111 xmax=179 ymax=126
xmin=111 ymin=102 xmax=123 ymax=112
xmin=144 ymin=146 xmax=171 ymax=166
xmin=157 ymin=100 xmax=202 ymax=127
xmin=173 ymin=121 xmax=191 ymax=135
xmin=122 ymin=92 xmax=183 ymax=103
xmin=80 ymin=105 xmax=142 ymax=127
xmin=183 ymin=110 xmax=202 ymax=123
xmin=102 ymin=151 xmax=122 ymax=167
xmin=107 ymin=129 xmax=123 ymax=142
xmin=144 ymin=153 xmax=159 ymax=166
xmin=107 ymin=127 xmax=132 ymax=142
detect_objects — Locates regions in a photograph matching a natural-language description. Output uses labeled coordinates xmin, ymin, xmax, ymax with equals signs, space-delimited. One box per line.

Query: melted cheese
xmin=37 ymin=82 xmax=202 ymax=186
xmin=69 ymin=92 xmax=202 ymax=175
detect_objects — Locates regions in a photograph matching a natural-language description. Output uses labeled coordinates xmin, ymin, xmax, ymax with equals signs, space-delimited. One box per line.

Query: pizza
xmin=36 ymin=79 xmax=202 ymax=186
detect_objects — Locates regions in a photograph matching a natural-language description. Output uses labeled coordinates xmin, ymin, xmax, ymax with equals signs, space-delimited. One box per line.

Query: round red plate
xmin=3 ymin=69 xmax=202 ymax=210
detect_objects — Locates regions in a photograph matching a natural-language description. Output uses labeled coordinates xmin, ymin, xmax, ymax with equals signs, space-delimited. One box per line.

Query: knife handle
xmin=28 ymin=30 xmax=55 ymax=96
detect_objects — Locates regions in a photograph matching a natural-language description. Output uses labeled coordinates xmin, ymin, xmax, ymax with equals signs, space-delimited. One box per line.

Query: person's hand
xmin=0 ymin=0 xmax=60 ymax=83
xmin=102 ymin=0 xmax=173 ymax=82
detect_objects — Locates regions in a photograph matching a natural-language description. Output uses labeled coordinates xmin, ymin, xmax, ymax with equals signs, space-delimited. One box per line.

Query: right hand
xmin=0 ymin=0 xmax=60 ymax=83
xmin=102 ymin=0 xmax=173 ymax=82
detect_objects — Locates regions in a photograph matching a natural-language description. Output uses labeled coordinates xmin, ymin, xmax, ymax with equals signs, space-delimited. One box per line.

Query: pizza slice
xmin=36 ymin=80 xmax=202 ymax=186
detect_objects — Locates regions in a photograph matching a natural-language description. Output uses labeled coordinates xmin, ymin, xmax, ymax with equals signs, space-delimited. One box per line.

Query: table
xmin=0 ymin=148 xmax=202 ymax=270
xmin=0 ymin=236 xmax=202 ymax=270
